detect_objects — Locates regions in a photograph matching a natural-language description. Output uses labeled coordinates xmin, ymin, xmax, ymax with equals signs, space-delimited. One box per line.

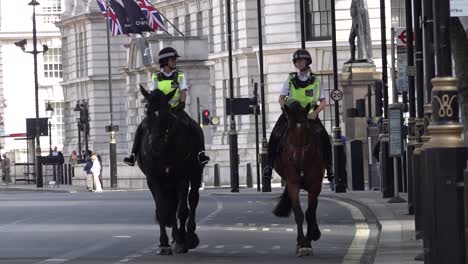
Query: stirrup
xmin=123 ymin=153 xmax=135 ymax=166
xmin=198 ymin=151 xmax=210 ymax=165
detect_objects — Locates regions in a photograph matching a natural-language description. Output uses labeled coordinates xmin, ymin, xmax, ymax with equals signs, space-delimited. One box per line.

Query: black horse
xmin=137 ymin=86 xmax=204 ymax=255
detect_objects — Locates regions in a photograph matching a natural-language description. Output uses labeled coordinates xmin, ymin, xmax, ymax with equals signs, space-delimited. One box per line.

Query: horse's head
xmin=283 ymin=101 xmax=312 ymax=146
xmin=284 ymin=101 xmax=311 ymax=129
xmin=139 ymin=85 xmax=176 ymax=120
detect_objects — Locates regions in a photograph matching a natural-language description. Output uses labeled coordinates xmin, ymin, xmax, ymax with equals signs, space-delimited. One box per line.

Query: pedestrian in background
xmin=1 ymin=153 xmax=11 ymax=185
xmin=69 ymin=150 xmax=78 ymax=165
xmin=93 ymin=152 xmax=104 ymax=189
xmin=84 ymin=155 xmax=93 ymax=191
xmin=91 ymin=154 xmax=103 ymax=193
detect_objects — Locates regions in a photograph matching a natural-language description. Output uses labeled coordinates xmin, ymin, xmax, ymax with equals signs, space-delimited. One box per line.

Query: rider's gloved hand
xmin=175 ymin=101 xmax=185 ymax=112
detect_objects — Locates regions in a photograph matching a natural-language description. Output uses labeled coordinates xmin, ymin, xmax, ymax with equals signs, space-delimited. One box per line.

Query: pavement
xmin=0 ymin=182 xmax=423 ymax=263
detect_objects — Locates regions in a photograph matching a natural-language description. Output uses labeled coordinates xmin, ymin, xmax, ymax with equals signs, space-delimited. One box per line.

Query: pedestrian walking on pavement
xmin=1 ymin=153 xmax=11 ymax=185
xmin=91 ymin=154 xmax=103 ymax=192
xmin=84 ymin=156 xmax=93 ymax=191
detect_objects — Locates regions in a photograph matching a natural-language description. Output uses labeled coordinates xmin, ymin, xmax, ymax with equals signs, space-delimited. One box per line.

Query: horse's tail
xmin=273 ymin=185 xmax=292 ymax=217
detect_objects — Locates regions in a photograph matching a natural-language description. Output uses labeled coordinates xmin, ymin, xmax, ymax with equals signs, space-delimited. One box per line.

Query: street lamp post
xmin=46 ymin=102 xmax=54 ymax=155
xmin=14 ymin=1 xmax=49 ymax=187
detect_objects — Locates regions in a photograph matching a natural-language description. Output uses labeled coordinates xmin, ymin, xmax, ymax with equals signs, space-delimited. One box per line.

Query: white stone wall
xmin=58 ymin=2 xmax=131 ymax=187
xmin=55 ymin=0 xmax=397 ymax=188
xmin=0 ymin=0 xmax=64 ymax=161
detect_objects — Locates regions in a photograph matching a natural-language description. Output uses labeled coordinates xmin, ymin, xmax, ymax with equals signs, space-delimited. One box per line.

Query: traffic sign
xmin=396 ymin=28 xmax=407 ymax=47
xmin=331 ymin=90 xmax=343 ymax=101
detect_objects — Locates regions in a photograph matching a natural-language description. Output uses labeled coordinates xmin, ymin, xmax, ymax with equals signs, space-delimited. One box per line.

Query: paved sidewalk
xmin=0 ymin=182 xmax=423 ymax=263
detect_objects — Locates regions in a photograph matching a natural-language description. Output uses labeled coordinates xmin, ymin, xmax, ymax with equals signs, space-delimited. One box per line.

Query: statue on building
xmin=345 ymin=0 xmax=373 ymax=64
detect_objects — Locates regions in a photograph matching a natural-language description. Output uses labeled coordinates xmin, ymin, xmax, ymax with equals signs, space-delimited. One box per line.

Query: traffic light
xmin=202 ymin=109 xmax=211 ymax=125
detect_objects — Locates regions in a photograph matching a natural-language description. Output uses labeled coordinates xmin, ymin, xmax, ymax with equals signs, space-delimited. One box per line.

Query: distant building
xmin=60 ymin=0 xmax=404 ymax=187
xmin=0 ymin=0 xmax=65 ymax=169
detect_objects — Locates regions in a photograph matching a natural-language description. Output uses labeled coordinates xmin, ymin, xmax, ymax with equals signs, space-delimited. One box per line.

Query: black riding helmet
xmin=292 ymin=49 xmax=312 ymax=66
xmin=158 ymin=47 xmax=180 ymax=66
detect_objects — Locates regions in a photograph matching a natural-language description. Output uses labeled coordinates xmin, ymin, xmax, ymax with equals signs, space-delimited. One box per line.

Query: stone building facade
xmin=57 ymin=0 xmax=403 ymax=188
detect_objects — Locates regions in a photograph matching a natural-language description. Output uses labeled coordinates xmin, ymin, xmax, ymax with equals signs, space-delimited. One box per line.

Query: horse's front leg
xmin=174 ymin=180 xmax=189 ymax=253
xmin=186 ymin=170 xmax=202 ymax=249
xmin=305 ymin=192 xmax=321 ymax=242
xmin=148 ymin=180 xmax=172 ymax=255
xmin=287 ymin=179 xmax=311 ymax=257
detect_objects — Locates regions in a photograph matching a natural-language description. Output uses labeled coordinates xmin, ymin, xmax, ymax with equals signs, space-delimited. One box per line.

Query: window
xmin=306 ymin=0 xmax=332 ymax=41
xmin=391 ymin=0 xmax=406 ymax=27
xmin=46 ymin=101 xmax=65 ymax=147
xmin=75 ymin=32 xmax=87 ymax=78
xmin=41 ymin=0 xmax=61 ymax=13
xmin=41 ymin=0 xmax=61 ymax=23
xmin=43 ymin=48 xmax=62 ymax=78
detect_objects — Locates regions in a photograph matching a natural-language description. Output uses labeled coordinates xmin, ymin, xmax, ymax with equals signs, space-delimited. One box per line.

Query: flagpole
xmin=106 ymin=0 xmax=118 ymax=188
xmin=146 ymin=1 xmax=184 ymax=37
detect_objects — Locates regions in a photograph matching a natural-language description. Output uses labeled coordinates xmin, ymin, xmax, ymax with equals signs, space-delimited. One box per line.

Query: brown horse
xmin=272 ymin=101 xmax=325 ymax=257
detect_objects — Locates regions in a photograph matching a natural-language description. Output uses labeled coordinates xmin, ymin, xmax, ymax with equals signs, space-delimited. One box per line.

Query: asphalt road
xmin=0 ymin=189 xmax=379 ymax=264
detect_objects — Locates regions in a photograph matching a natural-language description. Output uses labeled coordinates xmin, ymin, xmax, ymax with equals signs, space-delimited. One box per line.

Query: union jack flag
xmin=137 ymin=0 xmax=166 ymax=32
xmin=95 ymin=0 xmax=124 ymax=36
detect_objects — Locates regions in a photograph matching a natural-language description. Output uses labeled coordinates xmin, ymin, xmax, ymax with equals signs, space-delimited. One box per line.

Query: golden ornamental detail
xmin=434 ymin=94 xmax=456 ymax=118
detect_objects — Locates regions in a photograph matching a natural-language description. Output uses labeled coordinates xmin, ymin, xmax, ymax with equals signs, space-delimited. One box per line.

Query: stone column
xmin=340 ymin=63 xmax=380 ymax=188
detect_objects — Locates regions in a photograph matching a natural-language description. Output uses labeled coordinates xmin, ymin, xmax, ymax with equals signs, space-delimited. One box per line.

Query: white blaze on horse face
xmin=296 ymin=123 xmax=302 ymax=128
xmin=154 ymin=111 xmax=159 ymax=117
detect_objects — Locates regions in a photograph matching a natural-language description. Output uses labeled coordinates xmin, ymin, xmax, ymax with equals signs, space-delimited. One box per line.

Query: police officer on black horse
xmin=124 ymin=47 xmax=210 ymax=167
xmin=263 ymin=49 xmax=333 ymax=181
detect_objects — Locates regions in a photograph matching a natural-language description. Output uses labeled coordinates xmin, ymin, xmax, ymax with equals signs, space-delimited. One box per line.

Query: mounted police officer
xmin=124 ymin=47 xmax=210 ymax=166
xmin=263 ymin=49 xmax=333 ymax=180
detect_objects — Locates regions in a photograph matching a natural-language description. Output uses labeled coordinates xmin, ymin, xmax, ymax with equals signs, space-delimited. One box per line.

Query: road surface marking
xmin=35 ymin=238 xmax=121 ymax=264
xmin=113 ymin=236 xmax=131 ymax=238
xmin=113 ymin=243 xmax=158 ymax=264
xmin=262 ymin=228 xmax=270 ymax=231
xmin=321 ymin=197 xmax=370 ymax=264
xmin=214 ymin=245 xmax=224 ymax=249
xmin=242 ymin=245 xmax=253 ymax=249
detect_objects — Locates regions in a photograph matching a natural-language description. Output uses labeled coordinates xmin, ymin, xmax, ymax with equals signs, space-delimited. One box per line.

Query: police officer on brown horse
xmin=124 ymin=47 xmax=210 ymax=167
xmin=263 ymin=49 xmax=333 ymax=181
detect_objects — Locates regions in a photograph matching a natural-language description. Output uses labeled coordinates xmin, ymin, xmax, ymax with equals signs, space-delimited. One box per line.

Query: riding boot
xmin=263 ymin=113 xmax=288 ymax=179
xmin=123 ymin=123 xmax=143 ymax=166
xmin=195 ymin=123 xmax=210 ymax=165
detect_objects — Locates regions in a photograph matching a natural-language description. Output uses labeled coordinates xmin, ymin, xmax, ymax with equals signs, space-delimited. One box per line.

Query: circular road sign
xmin=331 ymin=90 xmax=343 ymax=102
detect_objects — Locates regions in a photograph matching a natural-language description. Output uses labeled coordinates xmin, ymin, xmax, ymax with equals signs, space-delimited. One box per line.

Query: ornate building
xmin=57 ymin=0 xmax=401 ymax=188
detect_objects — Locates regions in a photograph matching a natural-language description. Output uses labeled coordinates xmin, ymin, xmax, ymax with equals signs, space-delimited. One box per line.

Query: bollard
xmin=214 ymin=164 xmax=220 ymax=187
xmin=407 ymin=118 xmax=416 ymax=214
xmin=68 ymin=164 xmax=73 ymax=185
xmin=63 ymin=164 xmax=67 ymax=185
xmin=333 ymin=127 xmax=347 ymax=193
xmin=423 ymin=77 xmax=465 ymax=263
xmin=246 ymin=163 xmax=253 ymax=188
xmin=52 ymin=164 xmax=57 ymax=182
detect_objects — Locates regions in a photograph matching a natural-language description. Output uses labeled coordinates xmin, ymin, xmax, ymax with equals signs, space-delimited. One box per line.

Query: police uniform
xmin=264 ymin=70 xmax=333 ymax=179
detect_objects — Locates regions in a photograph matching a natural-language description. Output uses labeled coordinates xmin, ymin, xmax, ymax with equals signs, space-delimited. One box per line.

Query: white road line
xmin=242 ymin=245 xmax=253 ymax=249
xmin=321 ymin=197 xmax=370 ymax=264
xmin=112 ymin=243 xmax=158 ymax=264
xmin=114 ymin=197 xmax=223 ymax=263
xmin=198 ymin=197 xmax=223 ymax=225
xmin=35 ymin=238 xmax=121 ymax=264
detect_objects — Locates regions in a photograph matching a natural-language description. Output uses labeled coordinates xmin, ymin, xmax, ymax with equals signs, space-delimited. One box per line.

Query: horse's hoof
xmin=158 ymin=246 xmax=173 ymax=255
xmin=174 ymin=243 xmax=188 ymax=254
xmin=296 ymin=247 xmax=313 ymax=257
xmin=186 ymin=232 xmax=200 ymax=249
